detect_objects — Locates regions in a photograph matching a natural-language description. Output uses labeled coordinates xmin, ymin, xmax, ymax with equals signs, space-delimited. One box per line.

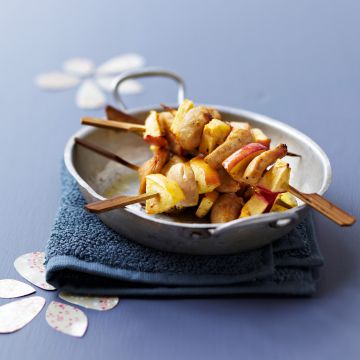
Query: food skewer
xmin=84 ymin=193 xmax=158 ymax=213
xmin=105 ymin=105 xmax=144 ymax=124
xmin=81 ymin=117 xmax=145 ymax=133
xmin=75 ymin=137 xmax=139 ymax=171
xmin=75 ymin=138 xmax=355 ymax=226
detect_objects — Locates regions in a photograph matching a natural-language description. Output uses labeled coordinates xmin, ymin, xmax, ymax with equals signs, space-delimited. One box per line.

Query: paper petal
xmin=46 ymin=301 xmax=88 ymax=337
xmin=59 ymin=292 xmax=119 ymax=311
xmin=76 ymin=80 xmax=106 ymax=109
xmin=35 ymin=72 xmax=80 ymax=90
xmin=96 ymin=53 xmax=145 ymax=75
xmin=14 ymin=252 xmax=56 ymax=291
xmin=63 ymin=58 xmax=95 ymax=77
xmin=0 ymin=279 xmax=35 ymax=299
xmin=0 ymin=296 xmax=45 ymax=333
xmin=96 ymin=76 xmax=143 ymax=94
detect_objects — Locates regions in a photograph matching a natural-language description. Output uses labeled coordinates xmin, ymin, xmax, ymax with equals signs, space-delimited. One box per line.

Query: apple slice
xmin=222 ymin=143 xmax=267 ymax=181
xmin=143 ymin=111 xmax=167 ymax=147
xmin=270 ymin=192 xmax=298 ymax=212
xmin=251 ymin=128 xmax=271 ymax=148
xmin=199 ymin=119 xmax=231 ymax=155
xmin=190 ymin=157 xmax=221 ymax=194
xmin=257 ymin=187 xmax=280 ymax=210
xmin=145 ymin=174 xmax=185 ymax=214
xmin=258 ymin=159 xmax=290 ymax=193
xmin=239 ymin=193 xmax=269 ymax=218
xmin=205 ymin=128 xmax=253 ymax=169
xmin=195 ymin=191 xmax=219 ymax=218
xmin=242 ymin=144 xmax=288 ymax=185
xmin=166 ymin=162 xmax=199 ymax=207
xmin=210 ymin=193 xmax=244 ymax=223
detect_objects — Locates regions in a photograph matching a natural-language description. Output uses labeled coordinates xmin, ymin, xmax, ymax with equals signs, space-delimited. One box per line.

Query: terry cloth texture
xmin=45 ymin=165 xmax=323 ymax=297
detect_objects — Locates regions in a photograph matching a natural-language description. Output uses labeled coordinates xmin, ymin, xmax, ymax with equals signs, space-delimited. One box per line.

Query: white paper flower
xmin=35 ymin=54 xmax=145 ymax=109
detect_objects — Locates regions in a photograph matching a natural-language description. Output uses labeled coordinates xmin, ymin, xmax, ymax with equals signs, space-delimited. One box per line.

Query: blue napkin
xmin=45 ymin=164 xmax=323 ymax=296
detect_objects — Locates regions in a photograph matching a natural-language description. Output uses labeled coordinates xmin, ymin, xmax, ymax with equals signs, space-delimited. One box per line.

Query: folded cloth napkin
xmin=45 ymin=165 xmax=323 ymax=297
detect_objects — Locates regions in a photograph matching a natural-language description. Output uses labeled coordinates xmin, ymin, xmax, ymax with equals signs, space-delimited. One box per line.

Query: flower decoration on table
xmin=0 ymin=251 xmax=119 ymax=338
xmin=35 ymin=53 xmax=145 ymax=109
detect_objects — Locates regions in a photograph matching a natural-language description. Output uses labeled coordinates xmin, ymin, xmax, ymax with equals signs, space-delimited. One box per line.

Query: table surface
xmin=1 ymin=1 xmax=359 ymax=359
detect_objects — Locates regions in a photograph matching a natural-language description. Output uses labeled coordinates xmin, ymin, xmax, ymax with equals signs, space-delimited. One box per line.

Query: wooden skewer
xmin=81 ymin=117 xmax=145 ymax=133
xmin=287 ymin=185 xmax=355 ymax=226
xmin=286 ymin=152 xmax=301 ymax=157
xmin=105 ymin=105 xmax=144 ymax=125
xmin=74 ymin=138 xmax=160 ymax=214
xmin=75 ymin=137 xmax=139 ymax=171
xmin=85 ymin=193 xmax=158 ymax=213
xmin=160 ymin=103 xmax=176 ymax=112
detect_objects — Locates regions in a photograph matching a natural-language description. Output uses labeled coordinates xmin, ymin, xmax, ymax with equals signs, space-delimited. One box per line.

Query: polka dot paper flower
xmin=0 ymin=252 xmax=119 ymax=337
xmin=35 ymin=53 xmax=145 ymax=109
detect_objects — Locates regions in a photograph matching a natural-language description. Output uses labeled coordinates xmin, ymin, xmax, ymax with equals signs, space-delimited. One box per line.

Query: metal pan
xmin=64 ymin=68 xmax=332 ymax=255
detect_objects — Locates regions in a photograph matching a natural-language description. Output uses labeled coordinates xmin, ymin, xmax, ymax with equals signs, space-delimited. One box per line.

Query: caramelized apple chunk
xmin=199 ymin=119 xmax=231 ymax=155
xmin=195 ymin=191 xmax=219 ymax=218
xmin=258 ymin=159 xmax=291 ymax=193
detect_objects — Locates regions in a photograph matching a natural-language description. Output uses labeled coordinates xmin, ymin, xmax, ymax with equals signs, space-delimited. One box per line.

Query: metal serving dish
xmin=64 ymin=68 xmax=332 ymax=255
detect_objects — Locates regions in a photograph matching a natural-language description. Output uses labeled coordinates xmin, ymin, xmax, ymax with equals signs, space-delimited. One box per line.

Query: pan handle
xmin=211 ymin=211 xmax=300 ymax=237
xmin=113 ymin=67 xmax=186 ymax=110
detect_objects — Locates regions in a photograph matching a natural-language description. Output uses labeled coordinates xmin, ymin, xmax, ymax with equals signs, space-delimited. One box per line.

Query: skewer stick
xmin=75 ymin=138 xmax=160 ymax=214
xmin=81 ymin=117 xmax=145 ymax=133
xmin=105 ymin=105 xmax=144 ymax=124
xmin=84 ymin=193 xmax=158 ymax=213
xmin=287 ymin=185 xmax=355 ymax=226
xmin=75 ymin=138 xmax=139 ymax=171
xmin=286 ymin=152 xmax=301 ymax=157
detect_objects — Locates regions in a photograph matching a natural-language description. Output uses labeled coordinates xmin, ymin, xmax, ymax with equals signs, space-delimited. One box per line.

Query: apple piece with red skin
xmin=190 ymin=157 xmax=221 ymax=194
xmin=222 ymin=143 xmax=267 ymax=181
xmin=256 ymin=186 xmax=281 ymax=211
xmin=239 ymin=193 xmax=270 ymax=218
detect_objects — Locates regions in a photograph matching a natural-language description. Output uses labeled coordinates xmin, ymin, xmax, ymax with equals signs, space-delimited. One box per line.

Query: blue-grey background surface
xmin=0 ymin=0 xmax=359 ymax=359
